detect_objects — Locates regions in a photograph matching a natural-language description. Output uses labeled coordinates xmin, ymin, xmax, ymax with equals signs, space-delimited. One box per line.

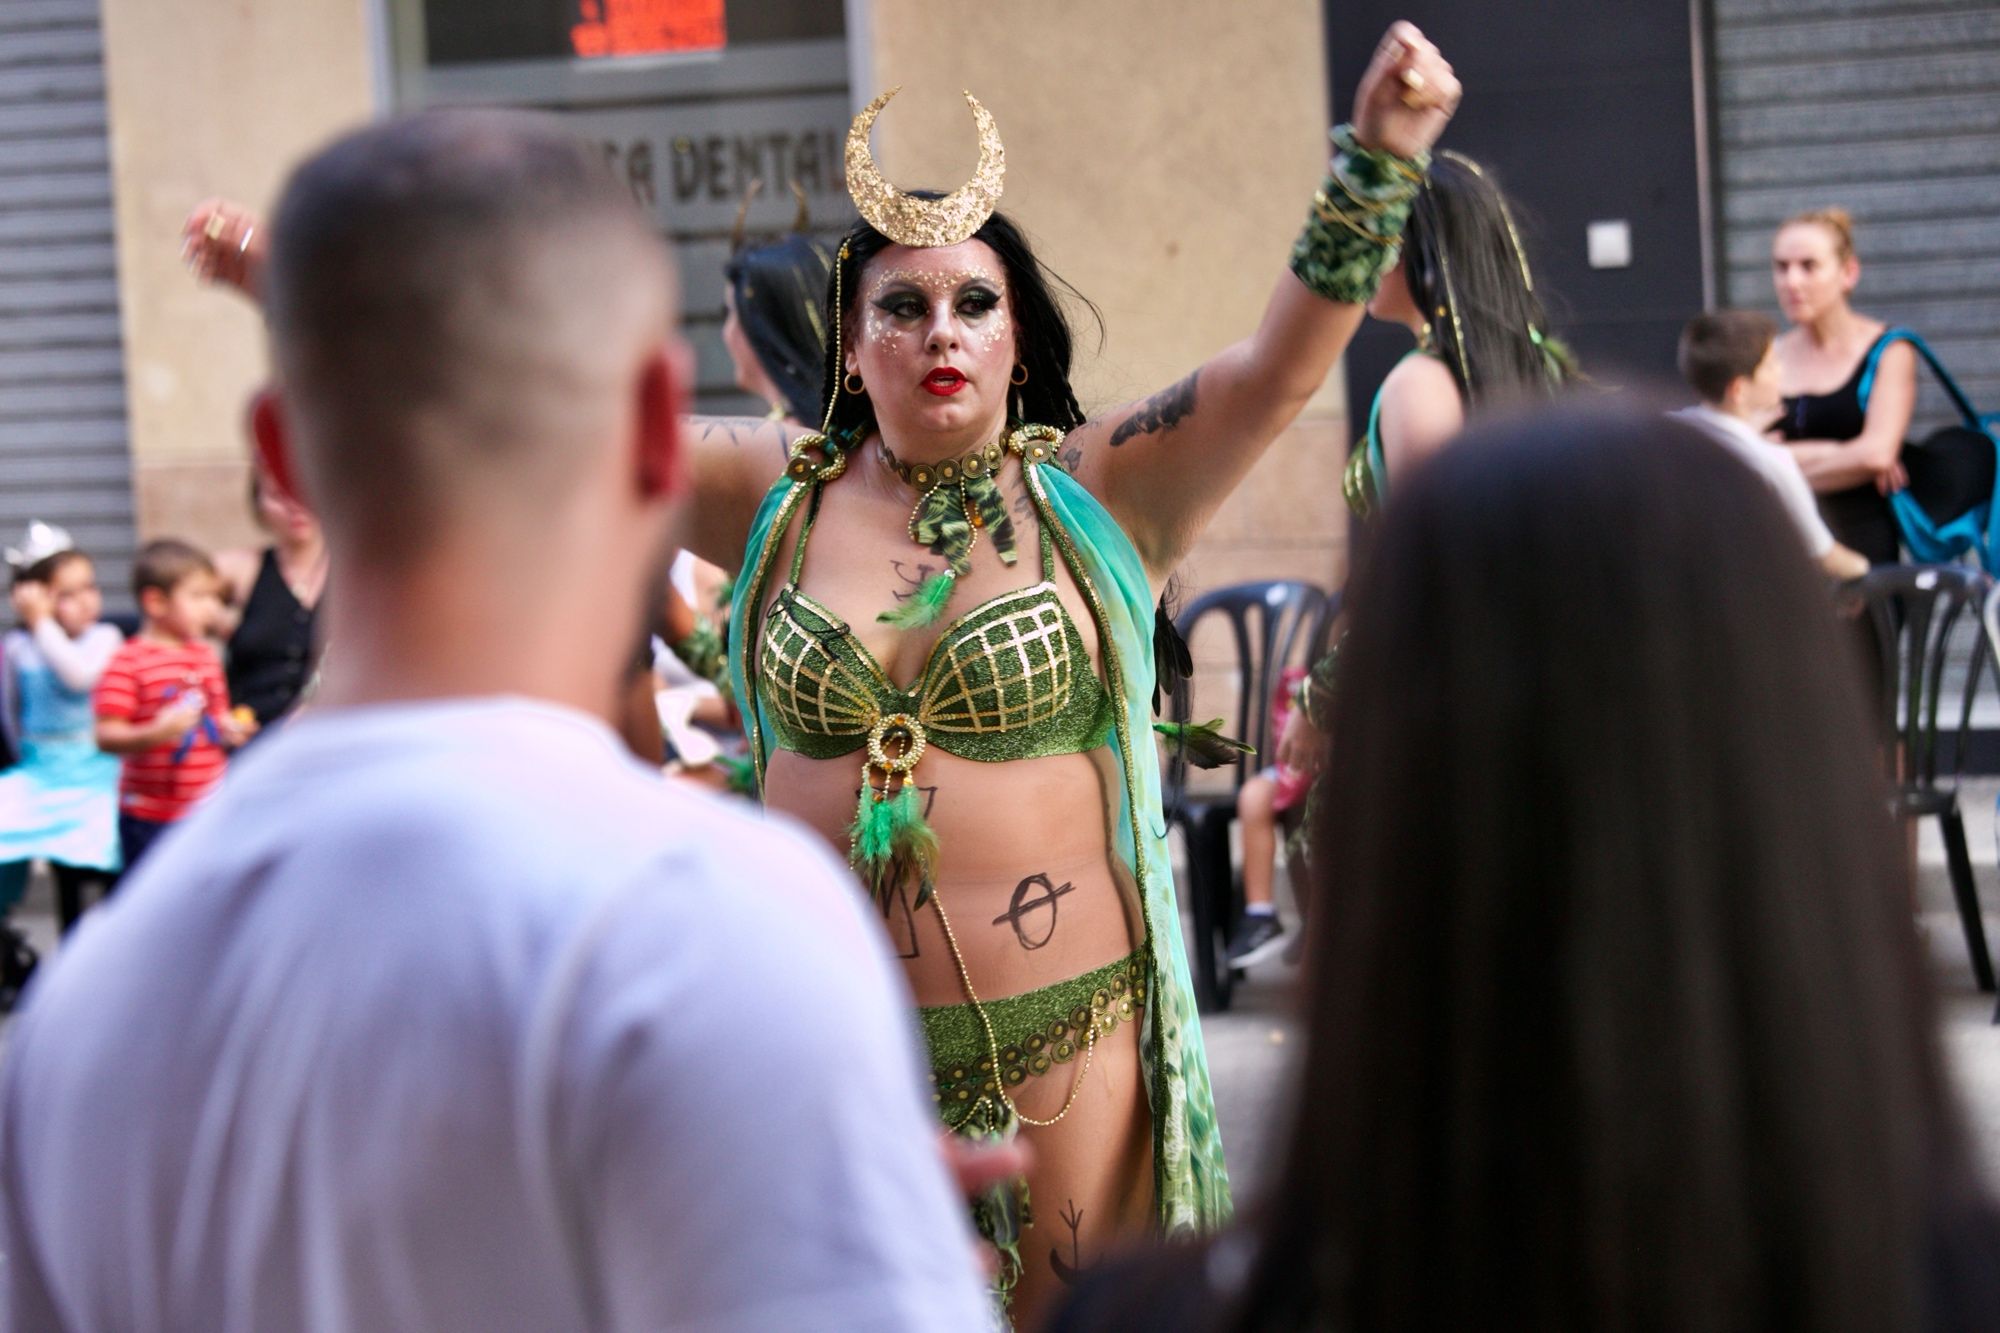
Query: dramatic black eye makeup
xmin=875 ymin=290 xmax=927 ymax=319
xmin=867 ymin=270 xmax=1007 ymax=321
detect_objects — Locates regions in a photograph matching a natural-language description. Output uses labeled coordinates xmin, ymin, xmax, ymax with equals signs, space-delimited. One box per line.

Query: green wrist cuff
xmin=1289 ymin=125 xmax=1423 ymax=306
xmin=1327 ymin=124 xmax=1429 ymax=199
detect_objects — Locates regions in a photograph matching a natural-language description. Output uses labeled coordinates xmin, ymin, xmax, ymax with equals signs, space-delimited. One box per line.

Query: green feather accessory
xmin=876 ymin=436 xmax=1019 ymax=628
xmin=878 ymin=568 xmax=958 ymax=629
xmin=673 ymin=615 xmax=731 ymax=698
xmin=1153 ymin=718 xmax=1256 ymax=770
xmin=718 ymin=755 xmax=756 ymax=796
xmin=849 ymin=778 xmax=940 ymax=910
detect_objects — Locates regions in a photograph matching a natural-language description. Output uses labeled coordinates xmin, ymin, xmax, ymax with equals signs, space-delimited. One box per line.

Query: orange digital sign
xmin=571 ymin=0 xmax=725 ymax=59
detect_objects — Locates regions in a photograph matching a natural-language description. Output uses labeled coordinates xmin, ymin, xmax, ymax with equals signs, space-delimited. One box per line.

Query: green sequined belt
xmin=920 ymin=952 xmax=1145 ymax=1126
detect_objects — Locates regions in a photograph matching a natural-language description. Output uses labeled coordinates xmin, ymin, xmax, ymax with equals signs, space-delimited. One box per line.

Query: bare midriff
xmin=749 ymin=456 xmax=1158 ymax=1323
xmin=763 ymin=744 xmax=1142 ymax=1005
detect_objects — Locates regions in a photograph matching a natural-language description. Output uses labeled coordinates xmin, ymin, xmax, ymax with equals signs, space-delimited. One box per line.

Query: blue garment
xmin=0 ymin=628 xmax=121 ymax=873
xmin=1858 ymin=328 xmax=2000 ymax=570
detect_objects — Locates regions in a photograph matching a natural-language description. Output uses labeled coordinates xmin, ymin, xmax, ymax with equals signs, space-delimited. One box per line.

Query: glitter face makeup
xmin=848 ymin=240 xmax=1015 ymax=450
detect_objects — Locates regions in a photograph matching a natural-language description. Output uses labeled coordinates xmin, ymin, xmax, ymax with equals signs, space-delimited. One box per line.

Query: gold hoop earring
xmin=844 ymin=372 xmax=866 ymax=396
xmin=1010 ymin=363 xmax=1029 ymax=386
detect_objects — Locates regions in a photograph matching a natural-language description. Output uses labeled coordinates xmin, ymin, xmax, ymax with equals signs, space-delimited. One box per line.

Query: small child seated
xmin=1674 ymin=310 xmax=1870 ymax=580
xmin=1227 ymin=666 xmax=1311 ymax=968
xmin=93 ymin=540 xmax=255 ymax=875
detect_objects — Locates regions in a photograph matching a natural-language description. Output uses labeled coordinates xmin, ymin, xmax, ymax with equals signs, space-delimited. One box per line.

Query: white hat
xmin=4 ymin=521 xmax=76 ymax=573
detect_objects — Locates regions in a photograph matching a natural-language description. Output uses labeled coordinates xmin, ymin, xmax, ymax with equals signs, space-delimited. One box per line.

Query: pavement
xmin=6 ymin=783 xmax=2000 ymax=1211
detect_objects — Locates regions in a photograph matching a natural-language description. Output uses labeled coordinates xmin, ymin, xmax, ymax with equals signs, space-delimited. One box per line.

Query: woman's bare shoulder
xmin=1381 ymin=351 xmax=1458 ymax=397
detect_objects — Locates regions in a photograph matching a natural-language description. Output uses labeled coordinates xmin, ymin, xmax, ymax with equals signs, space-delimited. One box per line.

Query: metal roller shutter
xmin=1711 ymin=0 xmax=2000 ymax=430
xmin=0 ymin=0 xmax=135 ymax=610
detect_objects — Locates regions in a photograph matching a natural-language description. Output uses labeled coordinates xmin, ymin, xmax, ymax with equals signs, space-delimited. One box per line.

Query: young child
xmin=1226 ymin=665 xmax=1313 ymax=968
xmin=0 ymin=523 xmax=126 ymax=931
xmin=1675 ymin=310 xmax=1870 ymax=580
xmin=93 ymin=540 xmax=255 ymax=875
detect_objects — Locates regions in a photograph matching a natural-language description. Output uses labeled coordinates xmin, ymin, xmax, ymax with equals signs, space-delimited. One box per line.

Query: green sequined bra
xmin=758 ymin=494 xmax=1116 ymax=766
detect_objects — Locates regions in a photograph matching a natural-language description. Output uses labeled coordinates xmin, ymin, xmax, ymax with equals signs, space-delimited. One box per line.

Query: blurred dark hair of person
xmin=1046 ymin=405 xmax=2000 ymax=1333
xmin=721 ymin=180 xmax=833 ymax=426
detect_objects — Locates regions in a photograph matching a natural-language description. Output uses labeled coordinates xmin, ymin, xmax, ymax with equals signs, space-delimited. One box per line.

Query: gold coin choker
xmin=879 ymin=437 xmax=1006 ymax=493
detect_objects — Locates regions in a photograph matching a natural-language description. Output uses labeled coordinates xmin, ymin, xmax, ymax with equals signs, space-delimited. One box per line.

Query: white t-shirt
xmin=1674 ymin=405 xmax=1837 ymax=557
xmin=0 ymin=698 xmax=986 ymax=1332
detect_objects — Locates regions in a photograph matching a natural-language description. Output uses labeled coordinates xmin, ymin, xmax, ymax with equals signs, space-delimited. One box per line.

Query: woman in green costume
xmin=183 ymin=25 xmax=1459 ymax=1326
xmin=697 ymin=27 xmax=1458 ymax=1325
xmin=1284 ymin=152 xmax=1573 ymax=830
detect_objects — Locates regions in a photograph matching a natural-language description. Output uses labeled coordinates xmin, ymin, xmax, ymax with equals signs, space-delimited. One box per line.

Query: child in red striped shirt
xmin=93 ymin=541 xmax=257 ymax=874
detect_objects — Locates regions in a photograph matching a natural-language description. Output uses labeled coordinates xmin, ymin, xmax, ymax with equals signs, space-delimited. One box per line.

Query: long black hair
xmin=1401 ymin=153 xmax=1573 ymax=406
xmin=725 ymin=232 xmax=835 ymax=426
xmin=1211 ymin=405 xmax=1988 ymax=1330
xmin=817 ymin=200 xmax=1097 ymax=439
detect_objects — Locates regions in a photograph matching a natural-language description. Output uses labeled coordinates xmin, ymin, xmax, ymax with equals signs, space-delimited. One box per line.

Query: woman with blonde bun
xmin=1771 ymin=206 xmax=1918 ymax=565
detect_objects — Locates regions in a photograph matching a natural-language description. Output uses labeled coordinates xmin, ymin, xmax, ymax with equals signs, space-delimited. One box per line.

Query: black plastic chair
xmin=1849 ymin=565 xmax=1994 ymax=994
xmin=1165 ymin=579 xmax=1334 ymax=1012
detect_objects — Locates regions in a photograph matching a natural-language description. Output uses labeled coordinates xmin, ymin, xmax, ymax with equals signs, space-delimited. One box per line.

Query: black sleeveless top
xmin=1778 ymin=332 xmax=1899 ymax=565
xmin=226 ymin=548 xmax=319 ymax=726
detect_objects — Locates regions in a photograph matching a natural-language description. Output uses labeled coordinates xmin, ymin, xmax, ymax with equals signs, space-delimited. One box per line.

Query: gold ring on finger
xmin=203 ymin=213 xmax=227 ymax=242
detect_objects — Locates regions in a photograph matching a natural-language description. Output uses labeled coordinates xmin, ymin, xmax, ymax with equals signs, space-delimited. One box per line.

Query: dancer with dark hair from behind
xmin=1771 ymin=206 xmax=1917 ymax=565
xmin=1048 ymin=405 xmax=2000 ymax=1333
xmin=1340 ymin=149 xmax=1572 ymax=519
xmin=1675 ymin=309 xmax=1870 ymax=580
xmin=722 ymin=180 xmax=836 ymax=428
xmin=1269 ymin=149 xmax=1574 ymax=921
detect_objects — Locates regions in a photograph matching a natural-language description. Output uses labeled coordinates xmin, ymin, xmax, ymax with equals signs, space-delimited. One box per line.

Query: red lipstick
xmin=923 ymin=368 xmax=966 ymax=396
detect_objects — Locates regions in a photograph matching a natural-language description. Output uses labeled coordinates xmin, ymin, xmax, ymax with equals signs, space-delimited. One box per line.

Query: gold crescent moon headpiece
xmin=844 ymin=87 xmax=1005 ymax=248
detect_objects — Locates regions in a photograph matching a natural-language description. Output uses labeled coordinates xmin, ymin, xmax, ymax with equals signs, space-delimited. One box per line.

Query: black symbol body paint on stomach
xmin=1051 ymin=1199 xmax=1092 ymax=1286
xmin=882 ymin=880 xmax=921 ymax=959
xmin=992 ymin=872 xmax=1075 ymax=951
xmin=854 ymin=786 xmax=939 ymax=960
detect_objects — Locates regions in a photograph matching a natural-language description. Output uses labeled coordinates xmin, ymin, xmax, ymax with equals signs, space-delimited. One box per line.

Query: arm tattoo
xmin=690 ymin=415 xmax=793 ymax=453
xmin=1059 ymin=442 xmax=1084 ymax=473
xmin=1108 ymin=371 xmax=1198 ymax=447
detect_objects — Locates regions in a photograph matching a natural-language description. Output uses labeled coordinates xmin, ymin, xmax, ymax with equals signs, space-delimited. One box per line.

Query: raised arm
xmin=1067 ymin=23 xmax=1459 ymax=580
xmin=1783 ymin=341 xmax=1917 ymax=494
xmin=29 ymin=621 xmax=119 ymax=694
xmin=183 ymin=202 xmax=806 ymax=570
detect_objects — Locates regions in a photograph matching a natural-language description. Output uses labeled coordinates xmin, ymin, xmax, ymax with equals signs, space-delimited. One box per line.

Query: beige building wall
xmin=861 ymin=0 xmax=1350 ymax=726
xmin=99 ymin=1 xmax=1349 ymax=665
xmin=98 ymin=0 xmax=377 ymax=551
